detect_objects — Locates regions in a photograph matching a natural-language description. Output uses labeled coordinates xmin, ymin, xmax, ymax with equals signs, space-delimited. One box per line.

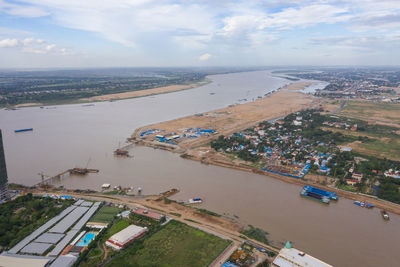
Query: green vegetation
xmin=241 ymin=225 xmax=270 ymax=245
xmin=0 ymin=69 xmax=208 ymax=107
xmin=106 ymin=219 xmax=131 ymax=239
xmin=107 ymin=220 xmax=231 ymax=267
xmin=89 ymin=206 xmax=121 ymax=224
xmin=169 ymin=212 xmax=181 ymax=217
xmin=184 ymin=218 xmax=201 ymax=224
xmin=196 ymin=208 xmax=222 ymax=217
xmin=0 ymin=194 xmax=73 ymax=249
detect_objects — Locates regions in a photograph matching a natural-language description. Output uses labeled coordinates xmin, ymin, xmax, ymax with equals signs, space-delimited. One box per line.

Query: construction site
xmin=131 ymin=85 xmax=321 ymax=152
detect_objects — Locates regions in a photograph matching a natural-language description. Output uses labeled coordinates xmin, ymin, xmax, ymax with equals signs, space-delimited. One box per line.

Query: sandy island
xmin=82 ymin=83 xmax=203 ymax=102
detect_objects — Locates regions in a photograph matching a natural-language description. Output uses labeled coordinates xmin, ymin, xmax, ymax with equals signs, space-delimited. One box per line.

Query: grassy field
xmin=339 ymin=101 xmax=400 ymax=123
xmin=107 ymin=220 xmax=231 ymax=267
xmin=106 ymin=219 xmax=131 ymax=239
xmin=88 ymin=206 xmax=120 ymax=224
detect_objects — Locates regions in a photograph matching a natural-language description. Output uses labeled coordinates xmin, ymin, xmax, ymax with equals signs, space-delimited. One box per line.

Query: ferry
xmin=188 ymin=198 xmax=203 ymax=204
xmin=14 ymin=128 xmax=33 ymax=133
xmin=302 ymin=185 xmax=338 ymax=200
xmin=300 ymin=188 xmax=330 ymax=204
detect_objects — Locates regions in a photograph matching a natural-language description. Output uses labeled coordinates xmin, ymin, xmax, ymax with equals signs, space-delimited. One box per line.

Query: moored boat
xmin=302 ymin=185 xmax=338 ymax=200
xmin=15 ymin=128 xmax=33 ymax=133
xmin=188 ymin=198 xmax=203 ymax=204
xmin=300 ymin=188 xmax=330 ymax=204
xmin=381 ymin=210 xmax=390 ymax=221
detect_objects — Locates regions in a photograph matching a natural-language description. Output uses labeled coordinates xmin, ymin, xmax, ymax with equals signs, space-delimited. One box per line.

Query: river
xmin=1 ymin=70 xmax=397 ymax=267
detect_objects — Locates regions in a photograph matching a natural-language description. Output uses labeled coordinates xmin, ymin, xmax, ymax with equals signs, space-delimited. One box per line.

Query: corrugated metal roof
xmin=35 ymin=233 xmax=65 ymax=244
xmin=72 ymin=203 xmax=100 ymax=230
xmin=49 ymin=207 xmax=89 ymax=234
xmin=0 ymin=253 xmax=52 ymax=267
xmin=20 ymin=242 xmax=52 ymax=255
xmin=49 ymin=255 xmax=77 ymax=267
xmin=48 ymin=230 xmax=80 ymax=257
xmin=8 ymin=205 xmax=77 ymax=254
xmin=74 ymin=200 xmax=84 ymax=206
xmin=80 ymin=201 xmax=93 ymax=207
xmin=108 ymin=225 xmax=147 ymax=244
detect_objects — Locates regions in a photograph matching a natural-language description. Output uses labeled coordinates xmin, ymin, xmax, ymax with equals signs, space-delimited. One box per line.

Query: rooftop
xmin=273 ymin=247 xmax=332 ymax=267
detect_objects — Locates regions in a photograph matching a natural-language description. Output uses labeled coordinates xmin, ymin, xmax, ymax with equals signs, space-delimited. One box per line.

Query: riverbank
xmin=129 ymin=83 xmax=400 ymax=216
xmin=131 ymin=87 xmax=320 ymax=151
xmin=5 ymin=80 xmax=210 ymax=108
xmin=81 ymin=81 xmax=209 ymax=102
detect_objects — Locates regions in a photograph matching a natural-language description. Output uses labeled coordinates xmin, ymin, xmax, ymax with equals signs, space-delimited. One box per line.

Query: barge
xmin=354 ymin=201 xmax=374 ymax=209
xmin=303 ymin=185 xmax=338 ymax=200
xmin=300 ymin=188 xmax=330 ymax=204
xmin=15 ymin=128 xmax=33 ymax=133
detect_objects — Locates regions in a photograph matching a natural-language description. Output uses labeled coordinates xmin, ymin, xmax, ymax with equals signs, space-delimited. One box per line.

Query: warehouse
xmin=272 ymin=242 xmax=332 ymax=267
xmin=105 ymin=225 xmax=147 ymax=250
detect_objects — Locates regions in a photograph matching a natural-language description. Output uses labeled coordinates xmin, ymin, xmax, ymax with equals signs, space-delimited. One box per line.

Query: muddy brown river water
xmin=0 ymin=71 xmax=396 ymax=266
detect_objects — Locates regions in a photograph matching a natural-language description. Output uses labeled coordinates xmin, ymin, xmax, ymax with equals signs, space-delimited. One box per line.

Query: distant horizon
xmin=1 ymin=1 xmax=400 ymax=68
xmin=1 ymin=65 xmax=400 ymax=72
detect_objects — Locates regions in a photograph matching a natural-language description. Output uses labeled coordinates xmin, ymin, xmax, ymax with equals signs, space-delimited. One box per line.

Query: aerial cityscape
xmin=1 ymin=1 xmax=400 ymax=267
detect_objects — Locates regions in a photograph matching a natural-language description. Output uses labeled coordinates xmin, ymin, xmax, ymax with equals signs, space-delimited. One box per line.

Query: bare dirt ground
xmin=82 ymin=83 xmax=201 ymax=102
xmin=133 ymin=88 xmax=321 ymax=150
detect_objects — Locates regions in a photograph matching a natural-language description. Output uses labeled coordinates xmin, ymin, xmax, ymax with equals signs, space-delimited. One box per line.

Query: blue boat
xmin=300 ymin=188 xmax=330 ymax=204
xmin=303 ymin=185 xmax=338 ymax=200
xmin=14 ymin=128 xmax=33 ymax=133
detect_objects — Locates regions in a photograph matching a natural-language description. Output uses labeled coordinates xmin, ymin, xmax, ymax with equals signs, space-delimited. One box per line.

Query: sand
xmin=15 ymin=103 xmax=42 ymax=108
xmin=82 ymin=83 xmax=201 ymax=102
xmin=133 ymin=88 xmax=320 ymax=150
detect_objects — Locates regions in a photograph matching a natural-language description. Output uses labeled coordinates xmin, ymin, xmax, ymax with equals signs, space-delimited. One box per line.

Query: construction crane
xmin=38 ymin=172 xmax=51 ymax=189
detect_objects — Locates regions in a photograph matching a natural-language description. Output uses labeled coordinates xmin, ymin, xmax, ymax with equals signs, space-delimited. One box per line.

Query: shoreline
xmin=129 ymin=82 xmax=400 ymax=216
xmin=5 ymin=79 xmax=211 ymax=109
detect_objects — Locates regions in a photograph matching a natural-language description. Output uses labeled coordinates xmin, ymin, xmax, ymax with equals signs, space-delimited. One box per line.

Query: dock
xmin=35 ymin=168 xmax=100 ymax=187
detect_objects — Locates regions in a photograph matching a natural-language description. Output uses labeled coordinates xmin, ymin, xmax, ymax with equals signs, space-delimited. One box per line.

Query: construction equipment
xmin=38 ymin=172 xmax=51 ymax=189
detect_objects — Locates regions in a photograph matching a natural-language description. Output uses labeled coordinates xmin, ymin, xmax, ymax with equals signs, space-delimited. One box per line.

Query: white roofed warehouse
xmin=105 ymin=225 xmax=147 ymax=250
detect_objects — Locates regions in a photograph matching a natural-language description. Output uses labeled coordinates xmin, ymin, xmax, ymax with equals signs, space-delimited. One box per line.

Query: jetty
xmin=36 ymin=167 xmax=99 ymax=188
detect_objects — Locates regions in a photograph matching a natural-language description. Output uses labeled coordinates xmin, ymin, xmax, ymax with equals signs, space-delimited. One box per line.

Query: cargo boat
xmin=14 ymin=128 xmax=33 ymax=133
xmin=303 ymin=185 xmax=338 ymax=200
xmin=354 ymin=201 xmax=374 ymax=209
xmin=300 ymin=188 xmax=330 ymax=204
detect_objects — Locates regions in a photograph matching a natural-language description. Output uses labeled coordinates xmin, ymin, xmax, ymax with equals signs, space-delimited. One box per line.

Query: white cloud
xmin=199 ymin=53 xmax=212 ymax=61
xmin=0 ymin=37 xmax=70 ymax=55
xmin=0 ymin=38 xmax=19 ymax=48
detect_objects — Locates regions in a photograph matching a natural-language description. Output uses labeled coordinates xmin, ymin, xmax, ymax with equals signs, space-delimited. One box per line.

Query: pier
xmin=36 ymin=168 xmax=99 ymax=188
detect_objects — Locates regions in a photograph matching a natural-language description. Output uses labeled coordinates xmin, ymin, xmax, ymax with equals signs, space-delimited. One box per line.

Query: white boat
xmin=188 ymin=198 xmax=203 ymax=204
xmin=102 ymin=183 xmax=111 ymax=189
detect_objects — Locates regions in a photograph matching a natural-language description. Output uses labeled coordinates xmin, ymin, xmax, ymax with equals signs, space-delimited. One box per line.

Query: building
xmin=272 ymin=242 xmax=332 ymax=267
xmin=0 ymin=129 xmax=9 ymax=201
xmin=105 ymin=224 xmax=147 ymax=250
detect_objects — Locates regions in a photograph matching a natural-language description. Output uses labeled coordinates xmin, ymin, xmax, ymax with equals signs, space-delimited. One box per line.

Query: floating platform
xmin=303 ymin=185 xmax=338 ymax=200
xmin=300 ymin=189 xmax=330 ymax=204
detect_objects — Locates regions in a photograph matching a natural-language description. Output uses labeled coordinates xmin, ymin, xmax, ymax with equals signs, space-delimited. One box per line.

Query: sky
xmin=0 ymin=0 xmax=400 ymax=68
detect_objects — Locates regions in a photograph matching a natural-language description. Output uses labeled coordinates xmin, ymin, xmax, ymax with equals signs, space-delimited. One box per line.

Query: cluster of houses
xmin=212 ymin=109 xmax=400 ymax=192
